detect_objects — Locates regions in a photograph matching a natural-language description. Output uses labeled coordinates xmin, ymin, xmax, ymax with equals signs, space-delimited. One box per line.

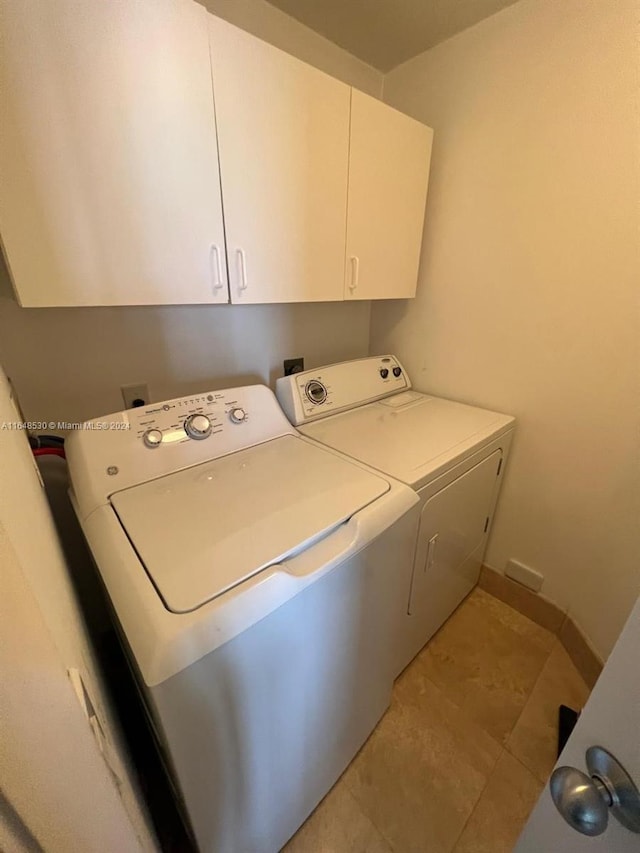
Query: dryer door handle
xmin=425 ymin=533 xmax=438 ymax=572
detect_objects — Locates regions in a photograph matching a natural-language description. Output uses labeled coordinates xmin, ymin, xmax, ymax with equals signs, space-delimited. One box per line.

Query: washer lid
xmin=110 ymin=435 xmax=389 ymax=613
xmin=300 ymin=394 xmax=514 ymax=488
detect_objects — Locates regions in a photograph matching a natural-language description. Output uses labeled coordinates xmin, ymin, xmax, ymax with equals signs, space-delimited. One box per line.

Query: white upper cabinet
xmin=0 ymin=3 xmax=432 ymax=307
xmin=209 ymin=17 xmax=351 ymax=304
xmin=0 ymin=0 xmax=228 ymax=307
xmin=345 ymin=90 xmax=433 ymax=301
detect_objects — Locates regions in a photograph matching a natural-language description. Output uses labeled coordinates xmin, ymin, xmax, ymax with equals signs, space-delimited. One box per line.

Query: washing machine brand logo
xmin=106 ymin=466 xmax=119 ymax=476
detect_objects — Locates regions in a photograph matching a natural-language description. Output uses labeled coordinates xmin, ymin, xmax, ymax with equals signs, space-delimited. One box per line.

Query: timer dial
xmin=184 ymin=414 xmax=212 ymax=440
xmin=305 ymin=380 xmax=327 ymax=405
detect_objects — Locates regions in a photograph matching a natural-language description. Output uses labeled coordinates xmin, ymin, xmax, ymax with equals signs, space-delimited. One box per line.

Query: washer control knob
xmin=380 ymin=368 xmax=389 ymax=379
xmin=230 ymin=408 xmax=247 ymax=424
xmin=305 ymin=380 xmax=327 ymax=405
xmin=184 ymin=414 xmax=212 ymax=440
xmin=143 ymin=428 xmax=163 ymax=449
xmin=393 ymin=366 xmax=402 ymax=377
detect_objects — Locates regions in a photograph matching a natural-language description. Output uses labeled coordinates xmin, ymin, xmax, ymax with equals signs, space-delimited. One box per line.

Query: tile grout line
xmin=420 ymin=673 xmax=503 ymax=751
xmin=502 ymin=638 xmax=557 ymax=770
xmin=342 ymin=778 xmax=399 ymax=853
xmin=419 ymin=672 xmax=505 ymax=853
xmin=448 ymin=747 xmax=508 ymax=853
xmin=451 ymin=748 xmax=547 ymax=853
xmin=509 ymin=749 xmax=548 ymax=784
xmin=418 ymin=620 xmax=552 ymax=853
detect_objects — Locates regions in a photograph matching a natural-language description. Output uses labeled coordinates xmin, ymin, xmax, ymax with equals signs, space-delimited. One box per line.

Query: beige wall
xmin=0 ymin=271 xmax=372 ymax=423
xmin=0 ymin=0 xmax=382 ymax=425
xmin=371 ymin=0 xmax=640 ymax=658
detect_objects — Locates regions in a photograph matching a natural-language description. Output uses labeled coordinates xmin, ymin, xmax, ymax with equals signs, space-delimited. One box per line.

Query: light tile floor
xmin=284 ymin=587 xmax=590 ymax=853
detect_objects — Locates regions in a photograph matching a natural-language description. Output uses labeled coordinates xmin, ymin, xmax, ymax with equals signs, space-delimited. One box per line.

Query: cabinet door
xmin=0 ymin=0 xmax=228 ymax=306
xmin=345 ymin=90 xmax=433 ymax=301
xmin=209 ymin=17 xmax=350 ymax=304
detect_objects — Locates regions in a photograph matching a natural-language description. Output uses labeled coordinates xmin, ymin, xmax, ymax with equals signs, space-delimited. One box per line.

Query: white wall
xmin=371 ymin=0 xmax=640 ymax=658
xmin=0 ymin=0 xmax=382 ymax=424
xmin=0 ymin=368 xmax=156 ymax=852
xmin=1 ymin=522 xmax=155 ymax=852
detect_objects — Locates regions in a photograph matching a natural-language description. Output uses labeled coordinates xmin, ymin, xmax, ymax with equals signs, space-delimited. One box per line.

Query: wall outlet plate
xmin=283 ymin=357 xmax=304 ymax=376
xmin=121 ymin=383 xmax=149 ymax=409
xmin=505 ymin=558 xmax=544 ymax=592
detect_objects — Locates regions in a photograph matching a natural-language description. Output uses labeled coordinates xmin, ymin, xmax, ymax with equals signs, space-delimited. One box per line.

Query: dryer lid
xmin=110 ymin=435 xmax=389 ymax=613
xmin=300 ymin=394 xmax=514 ymax=488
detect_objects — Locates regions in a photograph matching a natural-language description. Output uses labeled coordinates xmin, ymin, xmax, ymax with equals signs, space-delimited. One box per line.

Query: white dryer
xmin=276 ymin=356 xmax=515 ymax=674
xmin=66 ymin=384 xmax=418 ymax=853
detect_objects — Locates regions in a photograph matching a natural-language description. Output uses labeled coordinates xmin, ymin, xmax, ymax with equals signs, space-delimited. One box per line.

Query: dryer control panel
xmin=275 ymin=356 xmax=410 ymax=426
xmin=66 ymin=384 xmax=296 ymax=520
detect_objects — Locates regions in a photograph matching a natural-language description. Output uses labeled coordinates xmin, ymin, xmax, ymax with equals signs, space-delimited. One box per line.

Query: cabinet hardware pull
xmin=237 ymin=249 xmax=248 ymax=291
xmin=349 ymin=256 xmax=359 ymax=291
xmin=210 ymin=244 xmax=224 ymax=291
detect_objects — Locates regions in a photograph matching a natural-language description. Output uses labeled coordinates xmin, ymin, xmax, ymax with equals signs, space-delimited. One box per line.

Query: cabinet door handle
xmin=210 ymin=244 xmax=224 ymax=291
xmin=237 ymin=249 xmax=248 ymax=292
xmin=349 ymin=256 xmax=359 ymax=292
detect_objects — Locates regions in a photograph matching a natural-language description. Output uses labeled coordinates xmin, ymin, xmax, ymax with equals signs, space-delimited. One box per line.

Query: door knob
xmin=550 ymin=746 xmax=640 ymax=836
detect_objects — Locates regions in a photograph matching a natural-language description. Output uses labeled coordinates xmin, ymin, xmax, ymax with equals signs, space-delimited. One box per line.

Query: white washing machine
xmin=66 ymin=384 xmax=418 ymax=853
xmin=276 ymin=356 xmax=515 ymax=674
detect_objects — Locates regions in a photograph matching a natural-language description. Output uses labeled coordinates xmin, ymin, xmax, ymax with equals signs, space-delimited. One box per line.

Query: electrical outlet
xmin=121 ymin=383 xmax=149 ymax=409
xmin=284 ymin=357 xmax=304 ymax=376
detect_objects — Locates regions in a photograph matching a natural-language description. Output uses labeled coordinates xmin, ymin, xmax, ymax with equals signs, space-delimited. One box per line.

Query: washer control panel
xmin=275 ymin=355 xmax=410 ymax=426
xmin=66 ymin=384 xmax=297 ymax=520
xmin=130 ymin=390 xmax=249 ymax=450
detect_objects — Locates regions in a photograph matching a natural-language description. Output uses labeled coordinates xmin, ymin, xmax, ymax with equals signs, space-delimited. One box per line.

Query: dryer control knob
xmin=143 ymin=428 xmax=163 ymax=449
xmin=393 ymin=366 xmax=402 ymax=377
xmin=230 ymin=408 xmax=247 ymax=424
xmin=305 ymin=380 xmax=327 ymax=405
xmin=184 ymin=414 xmax=212 ymax=440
